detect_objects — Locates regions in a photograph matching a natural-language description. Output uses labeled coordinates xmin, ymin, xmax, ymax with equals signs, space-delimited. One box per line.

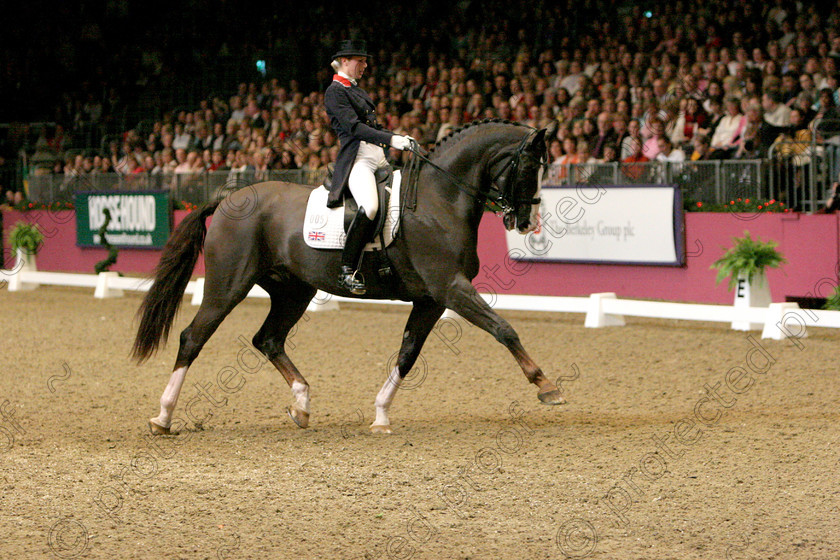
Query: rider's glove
xmin=390 ymin=135 xmax=415 ymax=151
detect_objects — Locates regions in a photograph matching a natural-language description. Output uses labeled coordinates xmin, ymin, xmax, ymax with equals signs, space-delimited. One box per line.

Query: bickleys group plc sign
xmin=75 ymin=192 xmax=170 ymax=248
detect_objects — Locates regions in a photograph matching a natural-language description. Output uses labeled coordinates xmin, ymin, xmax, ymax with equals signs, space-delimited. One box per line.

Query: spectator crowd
xmin=11 ymin=0 xmax=840 ymax=203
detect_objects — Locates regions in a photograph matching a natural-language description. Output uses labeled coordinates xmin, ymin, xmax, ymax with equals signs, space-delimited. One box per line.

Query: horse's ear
xmin=544 ymin=120 xmax=559 ymax=143
xmin=527 ymin=128 xmax=546 ymax=151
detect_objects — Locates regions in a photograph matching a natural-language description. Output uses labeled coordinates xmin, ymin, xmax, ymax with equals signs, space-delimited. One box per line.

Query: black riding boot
xmin=339 ymin=206 xmax=374 ymax=295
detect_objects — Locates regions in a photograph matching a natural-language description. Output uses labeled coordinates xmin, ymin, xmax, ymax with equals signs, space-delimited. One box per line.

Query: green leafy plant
xmin=9 ymin=222 xmax=45 ymax=255
xmin=711 ymin=231 xmax=787 ymax=291
xmin=824 ymin=285 xmax=840 ymax=311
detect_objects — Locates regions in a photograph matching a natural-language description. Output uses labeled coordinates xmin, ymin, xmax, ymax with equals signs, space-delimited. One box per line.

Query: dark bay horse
xmin=133 ymin=119 xmax=564 ymax=435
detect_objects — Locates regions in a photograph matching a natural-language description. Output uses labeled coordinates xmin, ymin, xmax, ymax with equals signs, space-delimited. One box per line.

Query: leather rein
xmin=404 ymin=128 xmax=545 ymax=215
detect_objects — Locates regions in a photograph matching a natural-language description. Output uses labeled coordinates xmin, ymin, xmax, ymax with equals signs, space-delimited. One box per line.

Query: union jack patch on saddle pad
xmin=302 ymin=171 xmax=402 ymax=250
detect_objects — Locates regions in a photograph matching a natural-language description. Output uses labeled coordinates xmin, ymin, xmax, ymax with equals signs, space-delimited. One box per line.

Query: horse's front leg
xmin=442 ymin=276 xmax=565 ymax=405
xmin=370 ymin=297 xmax=445 ymax=434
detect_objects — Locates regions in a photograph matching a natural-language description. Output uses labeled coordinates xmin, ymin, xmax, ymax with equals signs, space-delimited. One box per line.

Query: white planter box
xmin=731 ymin=272 xmax=771 ymax=330
xmin=8 ymin=248 xmax=39 ymax=291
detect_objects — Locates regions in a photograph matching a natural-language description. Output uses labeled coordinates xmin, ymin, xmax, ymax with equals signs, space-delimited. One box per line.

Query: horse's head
xmin=497 ymin=121 xmax=557 ymax=234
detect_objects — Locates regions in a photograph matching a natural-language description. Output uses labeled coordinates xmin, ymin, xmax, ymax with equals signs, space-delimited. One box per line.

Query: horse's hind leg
xmin=149 ymin=293 xmax=250 ymax=434
xmin=252 ymin=276 xmax=317 ymax=428
xmin=370 ymin=298 xmax=445 ymax=434
xmin=441 ymin=275 xmax=565 ymax=405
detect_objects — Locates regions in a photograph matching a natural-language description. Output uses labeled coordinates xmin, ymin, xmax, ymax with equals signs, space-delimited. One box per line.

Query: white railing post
xmin=191 ymin=277 xmax=205 ymax=306
xmin=307 ymin=289 xmax=340 ymax=312
xmin=94 ymin=271 xmax=124 ymax=299
xmin=761 ymin=302 xmax=809 ymax=342
xmin=584 ymin=292 xmax=626 ymax=328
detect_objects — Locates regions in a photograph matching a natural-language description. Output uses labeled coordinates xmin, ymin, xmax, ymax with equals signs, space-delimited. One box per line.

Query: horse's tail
xmin=131 ymin=200 xmax=220 ymax=363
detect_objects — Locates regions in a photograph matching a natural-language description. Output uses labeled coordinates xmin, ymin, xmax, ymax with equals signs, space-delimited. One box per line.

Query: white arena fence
xmin=3 ymin=263 xmax=834 ymax=344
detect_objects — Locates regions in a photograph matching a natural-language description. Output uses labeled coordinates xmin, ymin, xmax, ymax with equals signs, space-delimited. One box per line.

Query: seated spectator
xmin=704 ymin=97 xmax=724 ymax=133
xmin=208 ymin=150 xmax=227 ymax=171
xmin=174 ymin=149 xmax=192 ymax=173
xmin=200 ymin=149 xmax=213 ymax=171
xmin=814 ymin=88 xmax=840 ymax=122
xmin=555 ymin=137 xmax=579 ymax=181
xmin=276 ymin=149 xmax=298 ymax=170
xmin=710 ymin=97 xmax=746 ymax=158
xmin=591 ymin=111 xmax=616 ymax=159
xmin=194 ymin=124 xmax=213 ymax=151
xmin=620 ymin=119 xmax=643 ymax=160
xmin=642 ymin=116 xmax=665 ymax=160
xmin=142 ymin=153 xmax=157 ymax=174
xmin=601 ymin=145 xmax=618 ymax=163
xmin=792 ymin=91 xmax=817 ymax=124
xmin=621 ymin=134 xmax=651 ymax=181
xmin=253 ymin=149 xmax=271 ymax=181
xmin=689 ymin=134 xmax=713 ymax=160
xmin=668 ymin=97 xmax=708 ymax=148
xmin=159 ymin=148 xmax=176 ymax=174
xmin=611 ymin=115 xmax=629 ymax=153
xmin=703 ymin=81 xmax=723 ymax=114
xmin=172 ymin=123 xmax=193 ymax=151
xmin=780 ymin=71 xmax=800 ymax=105
xmin=5 ymin=189 xmax=24 ymax=206
xmin=211 ymin=122 xmax=227 ymax=152
xmin=656 ymin=137 xmax=686 ymax=163
xmin=770 ymin=108 xmax=812 ymax=197
xmin=762 ymin=89 xmax=792 ymax=126
xmin=739 ymin=102 xmax=787 ymax=159
xmin=799 ymin=73 xmax=818 ymax=105
xmin=559 ymin=61 xmax=585 ymax=97
xmin=581 ymin=117 xmax=598 ymax=145
xmin=574 ymin=140 xmax=598 ymax=183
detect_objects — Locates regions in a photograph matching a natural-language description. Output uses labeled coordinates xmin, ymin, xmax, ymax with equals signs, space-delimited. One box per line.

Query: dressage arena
xmin=0 ymin=286 xmax=837 ymax=559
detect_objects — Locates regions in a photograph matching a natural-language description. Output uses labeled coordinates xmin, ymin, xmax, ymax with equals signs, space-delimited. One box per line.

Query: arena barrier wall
xmin=2 ymin=262 xmax=835 ymax=342
xmin=476 ymin=211 xmax=840 ymax=305
xmin=2 ymin=208 xmax=839 ymax=305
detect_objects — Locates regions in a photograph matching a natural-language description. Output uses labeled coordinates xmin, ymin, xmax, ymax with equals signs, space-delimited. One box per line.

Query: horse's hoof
xmin=287 ymin=406 xmax=309 ymax=429
xmin=538 ymin=388 xmax=566 ymax=405
xmin=370 ymin=423 xmax=392 ymax=434
xmin=148 ymin=418 xmax=171 ymax=435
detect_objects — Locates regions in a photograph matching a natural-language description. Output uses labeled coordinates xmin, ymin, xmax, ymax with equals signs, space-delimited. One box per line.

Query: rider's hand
xmin=390 ymin=135 xmax=415 ymax=151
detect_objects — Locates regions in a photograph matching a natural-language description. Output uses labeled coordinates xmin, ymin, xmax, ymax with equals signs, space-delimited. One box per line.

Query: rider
xmin=324 ymin=39 xmax=413 ymax=295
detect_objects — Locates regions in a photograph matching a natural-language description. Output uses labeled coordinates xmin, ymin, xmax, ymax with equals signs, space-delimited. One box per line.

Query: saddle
xmin=304 ymin=166 xmax=402 ymax=251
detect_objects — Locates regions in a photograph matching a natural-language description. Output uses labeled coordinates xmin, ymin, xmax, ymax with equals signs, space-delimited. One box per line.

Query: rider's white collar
xmin=338 ymin=71 xmax=357 ymax=86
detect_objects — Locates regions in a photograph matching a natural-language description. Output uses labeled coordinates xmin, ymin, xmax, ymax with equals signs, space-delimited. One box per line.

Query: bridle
xmin=405 ymin=127 xmax=546 ymax=217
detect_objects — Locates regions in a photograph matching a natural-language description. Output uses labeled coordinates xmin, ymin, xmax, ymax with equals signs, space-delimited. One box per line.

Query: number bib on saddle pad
xmin=303 ymin=170 xmax=402 ymax=250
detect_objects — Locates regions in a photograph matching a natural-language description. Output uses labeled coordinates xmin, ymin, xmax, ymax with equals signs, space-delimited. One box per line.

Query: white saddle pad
xmin=303 ymin=170 xmax=402 ymax=250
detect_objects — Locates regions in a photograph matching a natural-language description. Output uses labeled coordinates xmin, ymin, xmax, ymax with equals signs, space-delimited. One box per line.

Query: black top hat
xmin=332 ymin=40 xmax=370 ymax=61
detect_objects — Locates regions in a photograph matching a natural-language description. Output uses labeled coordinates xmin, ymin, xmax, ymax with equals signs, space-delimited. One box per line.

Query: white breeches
xmin=348 ymin=141 xmax=388 ymax=219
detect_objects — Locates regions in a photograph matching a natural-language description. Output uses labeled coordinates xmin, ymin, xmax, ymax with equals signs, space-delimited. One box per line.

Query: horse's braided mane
xmin=428 ymin=118 xmax=531 ymax=155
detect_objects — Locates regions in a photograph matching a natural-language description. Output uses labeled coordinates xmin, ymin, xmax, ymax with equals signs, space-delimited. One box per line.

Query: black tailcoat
xmin=324 ymin=76 xmax=393 ymax=207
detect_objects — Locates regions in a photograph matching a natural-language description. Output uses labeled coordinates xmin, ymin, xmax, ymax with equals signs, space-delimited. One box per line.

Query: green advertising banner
xmin=75 ymin=191 xmax=171 ymax=248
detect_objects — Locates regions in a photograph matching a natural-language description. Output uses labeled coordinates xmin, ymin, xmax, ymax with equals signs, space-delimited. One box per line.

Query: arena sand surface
xmin=1 ymin=286 xmax=839 ymax=559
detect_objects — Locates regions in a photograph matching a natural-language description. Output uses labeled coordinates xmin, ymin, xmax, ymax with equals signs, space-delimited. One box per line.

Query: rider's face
xmin=343 ymin=56 xmax=367 ymax=81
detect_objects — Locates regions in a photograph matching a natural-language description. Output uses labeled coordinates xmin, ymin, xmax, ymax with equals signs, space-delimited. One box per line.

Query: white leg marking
xmin=153 ymin=366 xmax=188 ymax=428
xmin=291 ymin=380 xmax=310 ymax=413
xmin=372 ymin=366 xmax=402 ymax=427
